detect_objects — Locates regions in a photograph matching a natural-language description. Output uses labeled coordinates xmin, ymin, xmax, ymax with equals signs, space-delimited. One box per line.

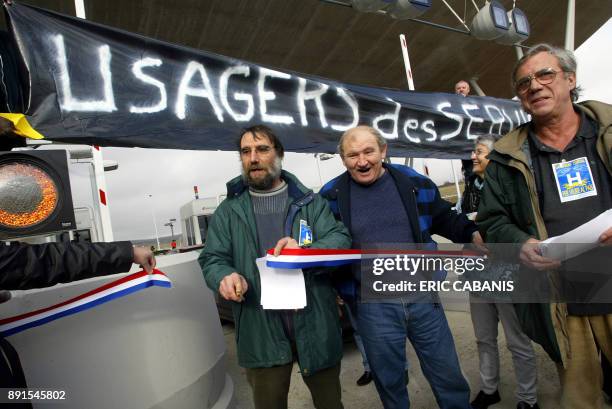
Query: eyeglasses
xmin=514 ymin=68 xmax=560 ymax=94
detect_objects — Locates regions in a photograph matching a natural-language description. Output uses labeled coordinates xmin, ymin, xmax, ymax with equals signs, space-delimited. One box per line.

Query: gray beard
xmin=242 ymin=157 xmax=282 ymax=191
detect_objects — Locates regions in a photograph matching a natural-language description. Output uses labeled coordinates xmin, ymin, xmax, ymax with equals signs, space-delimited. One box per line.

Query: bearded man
xmin=199 ymin=125 xmax=351 ymax=409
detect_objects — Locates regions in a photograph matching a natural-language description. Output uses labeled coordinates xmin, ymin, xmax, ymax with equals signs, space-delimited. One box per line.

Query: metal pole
xmin=451 ymin=162 xmax=462 ymax=205
xmin=165 ymin=219 xmax=176 ymax=242
xmin=565 ymin=0 xmax=575 ymax=51
xmin=439 ymin=0 xmax=471 ymax=31
xmin=148 ymin=194 xmax=161 ymax=249
xmin=514 ymin=45 xmax=524 ymax=60
xmin=314 ymin=154 xmax=323 ymax=188
xmin=468 ymin=78 xmax=486 ymax=96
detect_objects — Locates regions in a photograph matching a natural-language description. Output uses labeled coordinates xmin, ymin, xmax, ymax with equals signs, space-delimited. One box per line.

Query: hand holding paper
xmin=520 ymin=238 xmax=561 ymax=271
xmin=539 ymin=209 xmax=612 ymax=261
xmin=599 ymin=226 xmax=612 ymax=246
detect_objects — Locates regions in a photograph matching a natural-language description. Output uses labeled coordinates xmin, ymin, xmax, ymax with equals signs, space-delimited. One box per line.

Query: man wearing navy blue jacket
xmin=320 ymin=125 xmax=482 ymax=409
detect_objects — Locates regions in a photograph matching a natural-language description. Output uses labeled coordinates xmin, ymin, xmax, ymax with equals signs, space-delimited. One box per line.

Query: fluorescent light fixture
xmin=496 ymin=8 xmax=530 ymax=45
xmin=471 ymin=0 xmax=510 ymax=41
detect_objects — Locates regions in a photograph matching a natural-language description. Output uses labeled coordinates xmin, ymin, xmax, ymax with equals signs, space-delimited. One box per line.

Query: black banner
xmin=2 ymin=2 xmax=528 ymax=158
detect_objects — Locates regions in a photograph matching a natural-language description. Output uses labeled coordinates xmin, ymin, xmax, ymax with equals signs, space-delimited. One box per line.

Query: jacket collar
xmin=578 ymin=100 xmax=612 ymax=131
xmin=384 ymin=163 xmax=417 ymax=191
xmin=489 ymin=123 xmax=530 ymax=166
xmin=226 ymin=169 xmax=311 ymax=201
xmin=224 ymin=170 xmax=313 ymax=248
xmin=330 ymin=163 xmax=420 ymax=242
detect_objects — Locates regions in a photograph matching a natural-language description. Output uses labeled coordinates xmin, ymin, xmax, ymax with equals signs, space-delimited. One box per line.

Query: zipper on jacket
xmin=335 ymin=188 xmax=347 ymax=225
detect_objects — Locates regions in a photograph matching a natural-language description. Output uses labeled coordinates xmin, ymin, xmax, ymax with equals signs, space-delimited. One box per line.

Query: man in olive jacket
xmin=199 ymin=125 xmax=350 ymax=409
xmin=477 ymin=44 xmax=612 ymax=409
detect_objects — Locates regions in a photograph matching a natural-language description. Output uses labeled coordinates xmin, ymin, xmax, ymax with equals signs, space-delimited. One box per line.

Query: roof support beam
xmin=565 ymin=0 xmax=575 ymax=50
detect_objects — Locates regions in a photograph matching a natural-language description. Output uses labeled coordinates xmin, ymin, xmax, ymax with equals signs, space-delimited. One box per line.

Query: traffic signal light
xmin=0 ymin=150 xmax=76 ymax=239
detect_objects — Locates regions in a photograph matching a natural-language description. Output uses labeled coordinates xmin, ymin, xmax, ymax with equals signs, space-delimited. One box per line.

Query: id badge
xmin=552 ymin=156 xmax=597 ymax=203
xmin=298 ymin=219 xmax=313 ymax=247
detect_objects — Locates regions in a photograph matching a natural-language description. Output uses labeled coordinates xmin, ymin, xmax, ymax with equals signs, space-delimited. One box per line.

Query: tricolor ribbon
xmin=266 ymin=248 xmax=362 ymax=269
xmin=0 ymin=269 xmax=171 ymax=337
xmin=265 ymin=248 xmax=482 ymax=269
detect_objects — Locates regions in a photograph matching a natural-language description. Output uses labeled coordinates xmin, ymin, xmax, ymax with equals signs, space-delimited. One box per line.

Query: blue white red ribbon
xmin=265 ymin=248 xmax=482 ymax=269
xmin=266 ymin=248 xmax=361 ymax=269
xmin=0 ymin=269 xmax=171 ymax=337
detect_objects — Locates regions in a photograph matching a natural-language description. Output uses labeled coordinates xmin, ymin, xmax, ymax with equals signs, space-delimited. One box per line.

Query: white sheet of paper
xmin=256 ymin=257 xmax=307 ymax=310
xmin=540 ymin=209 xmax=612 ymax=261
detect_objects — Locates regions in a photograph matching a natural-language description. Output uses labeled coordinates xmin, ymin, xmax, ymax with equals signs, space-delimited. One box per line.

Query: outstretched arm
xmin=0 ymin=241 xmax=152 ymax=290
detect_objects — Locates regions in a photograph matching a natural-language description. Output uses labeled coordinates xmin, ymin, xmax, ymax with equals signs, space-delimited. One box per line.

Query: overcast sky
xmin=65 ymin=18 xmax=612 ymax=242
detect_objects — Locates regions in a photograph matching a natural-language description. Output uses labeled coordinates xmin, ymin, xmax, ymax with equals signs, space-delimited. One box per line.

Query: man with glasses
xmin=199 ymin=125 xmax=350 ymax=409
xmin=477 ymin=43 xmax=612 ymax=409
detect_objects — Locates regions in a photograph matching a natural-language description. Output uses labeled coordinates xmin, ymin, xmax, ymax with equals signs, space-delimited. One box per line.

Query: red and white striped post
xmin=90 ymin=145 xmax=114 ymax=242
xmin=400 ymin=34 xmax=415 ymax=168
xmin=399 ymin=34 xmax=415 ymax=91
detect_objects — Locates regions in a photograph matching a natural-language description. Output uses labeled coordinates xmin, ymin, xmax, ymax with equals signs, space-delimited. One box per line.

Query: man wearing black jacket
xmin=0 ymin=241 xmax=155 ymax=290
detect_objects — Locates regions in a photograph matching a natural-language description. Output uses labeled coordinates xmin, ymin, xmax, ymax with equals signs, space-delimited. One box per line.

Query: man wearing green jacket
xmin=199 ymin=125 xmax=351 ymax=409
xmin=477 ymin=43 xmax=612 ymax=409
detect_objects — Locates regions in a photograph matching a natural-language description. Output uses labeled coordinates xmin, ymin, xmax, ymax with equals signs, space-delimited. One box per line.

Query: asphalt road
xmin=221 ymin=309 xmax=612 ymax=409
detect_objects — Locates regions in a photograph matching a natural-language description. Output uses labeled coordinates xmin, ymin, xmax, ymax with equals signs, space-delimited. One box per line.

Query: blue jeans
xmin=345 ymin=302 xmax=409 ymax=373
xmin=344 ymin=303 xmax=370 ymax=372
xmin=357 ymin=300 xmax=471 ymax=409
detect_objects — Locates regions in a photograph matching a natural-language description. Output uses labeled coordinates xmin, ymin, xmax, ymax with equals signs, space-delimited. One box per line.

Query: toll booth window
xmin=57 ymin=229 xmax=92 ymax=243
xmin=186 ymin=217 xmax=195 ymax=246
xmin=197 ymin=215 xmax=209 ymax=243
xmin=73 ymin=229 xmax=91 ymax=243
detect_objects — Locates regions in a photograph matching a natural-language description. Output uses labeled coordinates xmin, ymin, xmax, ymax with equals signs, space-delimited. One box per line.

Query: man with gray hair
xmin=478 ymin=43 xmax=612 ymax=409
xmin=455 ymin=80 xmax=471 ymax=97
xmin=321 ymin=125 xmax=483 ymax=409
